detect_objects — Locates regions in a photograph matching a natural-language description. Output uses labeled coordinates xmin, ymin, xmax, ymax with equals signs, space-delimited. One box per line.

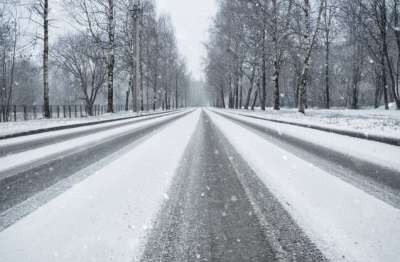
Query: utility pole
xmin=131 ymin=1 xmax=141 ymax=113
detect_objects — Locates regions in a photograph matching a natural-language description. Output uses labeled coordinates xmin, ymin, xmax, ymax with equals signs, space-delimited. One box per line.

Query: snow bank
xmin=221 ymin=106 xmax=400 ymax=139
xmin=0 ymin=109 xmax=200 ymax=262
xmin=377 ymin=102 xmax=398 ymax=110
xmin=0 ymin=109 xmax=180 ymax=137
xmin=206 ymin=109 xmax=400 ymax=262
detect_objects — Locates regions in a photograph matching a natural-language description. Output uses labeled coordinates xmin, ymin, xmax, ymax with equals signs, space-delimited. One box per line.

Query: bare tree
xmin=52 ymin=33 xmax=107 ymax=115
xmin=29 ymin=0 xmax=50 ymax=117
xmin=297 ymin=0 xmax=324 ymax=114
xmin=63 ymin=0 xmax=116 ymax=112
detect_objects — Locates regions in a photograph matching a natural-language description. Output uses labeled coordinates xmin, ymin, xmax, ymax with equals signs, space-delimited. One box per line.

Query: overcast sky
xmin=155 ymin=0 xmax=217 ymax=81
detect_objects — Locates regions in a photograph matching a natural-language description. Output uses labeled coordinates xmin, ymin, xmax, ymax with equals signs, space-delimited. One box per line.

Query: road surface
xmin=0 ymin=108 xmax=399 ymax=262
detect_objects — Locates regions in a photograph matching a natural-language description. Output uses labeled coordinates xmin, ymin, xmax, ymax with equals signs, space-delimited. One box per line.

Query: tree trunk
xmin=393 ymin=0 xmax=400 ymax=109
xmin=273 ymin=60 xmax=280 ymax=110
xmin=239 ymin=73 xmax=243 ymax=109
xmin=125 ymin=88 xmax=130 ymax=111
xmin=324 ymin=0 xmax=330 ymax=109
xmin=175 ymin=71 xmax=178 ymax=109
xmin=381 ymin=53 xmax=389 ymax=109
xmin=107 ymin=0 xmax=115 ymax=113
xmin=251 ymin=77 xmax=260 ymax=111
xmin=43 ymin=0 xmax=50 ymax=118
xmin=234 ymin=68 xmax=239 ymax=109
xmin=375 ymin=71 xmax=381 ymax=108
xmin=228 ymin=73 xmax=233 ymax=108
xmin=272 ymin=0 xmax=280 ymax=110
xmin=261 ymin=19 xmax=267 ymax=111
xmin=220 ymin=83 xmax=225 ymax=108
xmin=6 ymin=20 xmax=17 ymax=120
xmin=298 ymin=0 xmax=324 ymax=114
xmin=153 ymin=38 xmax=158 ymax=111
xmin=86 ymin=104 xmax=93 ymax=116
xmin=185 ymin=87 xmax=187 ymax=107
xmin=244 ymin=60 xmax=257 ymax=109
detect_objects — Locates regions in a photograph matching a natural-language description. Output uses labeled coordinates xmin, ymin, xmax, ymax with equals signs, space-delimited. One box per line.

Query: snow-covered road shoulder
xmin=0 ymin=109 xmax=184 ymax=138
xmin=0 ymin=109 xmax=201 ymax=262
xmin=218 ymin=107 xmax=400 ymax=144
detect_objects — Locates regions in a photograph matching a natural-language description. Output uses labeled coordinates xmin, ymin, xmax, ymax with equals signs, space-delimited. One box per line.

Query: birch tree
xmin=297 ymin=0 xmax=324 ymax=114
xmin=63 ymin=0 xmax=116 ymax=112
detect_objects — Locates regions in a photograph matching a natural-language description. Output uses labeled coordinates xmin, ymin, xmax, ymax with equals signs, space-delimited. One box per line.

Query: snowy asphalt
xmin=210 ymin=109 xmax=400 ymax=209
xmin=142 ymin=110 xmax=325 ymax=261
xmin=0 ymin=108 xmax=399 ymax=261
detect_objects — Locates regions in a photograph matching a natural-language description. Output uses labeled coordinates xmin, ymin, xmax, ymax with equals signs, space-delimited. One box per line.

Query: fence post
xmin=63 ymin=105 xmax=66 ymax=118
xmin=33 ymin=105 xmax=37 ymax=119
xmin=80 ymin=105 xmax=82 ymax=117
xmin=75 ymin=105 xmax=77 ymax=118
xmin=69 ymin=105 xmax=71 ymax=118
xmin=57 ymin=106 xmax=59 ymax=118
xmin=13 ymin=105 xmax=16 ymax=122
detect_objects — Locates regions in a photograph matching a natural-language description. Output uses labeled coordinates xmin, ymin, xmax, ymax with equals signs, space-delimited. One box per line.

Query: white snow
xmin=0 ymin=109 xmax=201 ymax=262
xmin=0 ymin=110 xmax=191 ymax=177
xmin=206 ymin=108 xmax=400 ymax=262
xmin=221 ymin=105 xmax=400 ymax=139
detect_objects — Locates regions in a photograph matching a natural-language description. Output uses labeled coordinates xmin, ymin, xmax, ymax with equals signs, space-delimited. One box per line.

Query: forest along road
xmin=0 ymin=109 xmax=193 ymax=230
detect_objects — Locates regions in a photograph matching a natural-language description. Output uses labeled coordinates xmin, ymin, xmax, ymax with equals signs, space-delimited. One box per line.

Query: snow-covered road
xmin=0 ymin=108 xmax=399 ymax=262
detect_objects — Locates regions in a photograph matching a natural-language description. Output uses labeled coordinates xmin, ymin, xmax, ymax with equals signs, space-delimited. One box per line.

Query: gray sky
xmin=155 ymin=0 xmax=217 ymax=81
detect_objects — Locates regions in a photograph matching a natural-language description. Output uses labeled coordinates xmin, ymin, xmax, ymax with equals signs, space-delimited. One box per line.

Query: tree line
xmin=204 ymin=0 xmax=400 ymax=112
xmin=0 ymin=0 xmax=192 ymax=121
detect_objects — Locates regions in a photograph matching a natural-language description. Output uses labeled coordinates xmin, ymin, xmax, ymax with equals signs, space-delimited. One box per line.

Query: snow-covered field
xmin=223 ymin=105 xmax=400 ymax=139
xmin=0 ymin=109 xmax=177 ymax=137
xmin=0 ymin=109 xmax=200 ymax=262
